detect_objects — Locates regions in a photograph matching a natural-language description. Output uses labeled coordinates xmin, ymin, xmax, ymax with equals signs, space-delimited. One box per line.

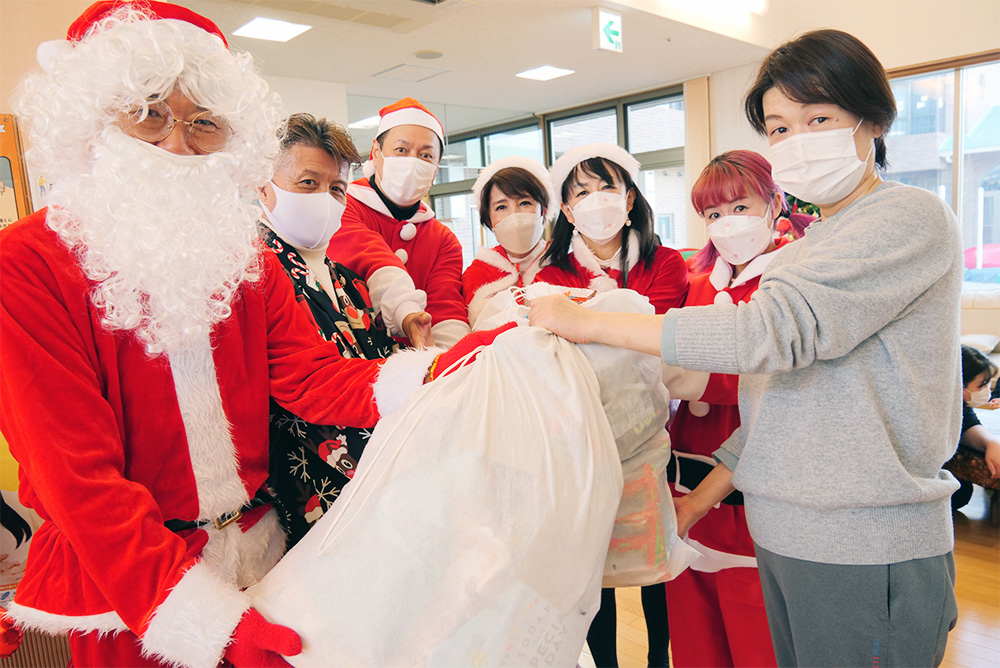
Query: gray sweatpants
xmin=754 ymin=544 xmax=958 ymax=668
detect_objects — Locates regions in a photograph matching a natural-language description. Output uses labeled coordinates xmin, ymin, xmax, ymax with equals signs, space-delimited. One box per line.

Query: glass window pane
xmin=638 ymin=165 xmax=687 ymax=248
xmin=550 ymin=109 xmax=618 ymax=162
xmin=432 ymin=192 xmax=482 ymax=269
xmin=883 ymin=71 xmax=955 ymax=206
xmin=484 ymin=126 xmax=543 ymax=163
xmin=960 ymin=61 xmax=1000 ymax=272
xmin=436 ymin=137 xmax=482 ymax=185
xmin=627 ymin=97 xmax=685 ymax=153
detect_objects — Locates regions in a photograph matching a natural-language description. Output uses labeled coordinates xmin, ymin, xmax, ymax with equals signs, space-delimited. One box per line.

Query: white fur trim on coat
xmin=141 ymin=562 xmax=251 ymax=668
xmin=372 ymin=347 xmax=443 ymax=417
xmin=347 ymin=182 xmax=435 ymax=224
xmin=5 ymin=603 xmax=129 ymax=636
xmin=570 ymin=230 xmax=639 ymax=293
xmin=167 ymin=336 xmax=248 ymax=521
xmin=200 ymin=507 xmax=286 ymax=590
xmin=366 ymin=265 xmax=427 ymax=337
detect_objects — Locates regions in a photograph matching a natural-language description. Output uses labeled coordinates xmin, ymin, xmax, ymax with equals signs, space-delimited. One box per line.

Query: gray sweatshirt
xmin=661 ymin=181 xmax=963 ymax=566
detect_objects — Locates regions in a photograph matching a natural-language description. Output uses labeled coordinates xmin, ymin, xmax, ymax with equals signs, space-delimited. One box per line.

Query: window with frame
xmin=884 ymin=57 xmax=1000 ymax=274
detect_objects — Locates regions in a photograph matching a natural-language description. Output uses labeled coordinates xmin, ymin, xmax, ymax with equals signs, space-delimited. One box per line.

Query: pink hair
xmin=688 ymin=150 xmax=813 ymax=274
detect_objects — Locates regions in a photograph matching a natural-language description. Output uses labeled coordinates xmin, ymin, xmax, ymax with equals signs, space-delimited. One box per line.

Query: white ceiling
xmin=180 ymin=0 xmax=769 ymax=135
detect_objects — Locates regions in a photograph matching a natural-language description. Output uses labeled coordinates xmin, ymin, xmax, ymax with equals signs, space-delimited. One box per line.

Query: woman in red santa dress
xmin=663 ymin=150 xmax=812 ymax=668
xmin=461 ymin=156 xmax=557 ymax=328
xmin=536 ymin=143 xmax=689 ymax=667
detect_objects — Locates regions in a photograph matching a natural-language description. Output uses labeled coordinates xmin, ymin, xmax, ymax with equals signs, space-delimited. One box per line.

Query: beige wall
xmin=0 ymin=1 xmax=90 ymax=110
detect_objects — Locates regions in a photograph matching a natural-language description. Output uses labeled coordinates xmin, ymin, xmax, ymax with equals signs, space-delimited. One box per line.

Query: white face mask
xmin=377 ymin=154 xmax=437 ymax=206
xmin=571 ymin=191 xmax=628 ymax=243
xmin=769 ymin=119 xmax=874 ymax=206
xmin=968 ymin=385 xmax=992 ymax=407
xmin=264 ymin=182 xmax=346 ymax=250
xmin=493 ymin=211 xmax=544 ymax=257
xmin=706 ymin=205 xmax=774 ymax=265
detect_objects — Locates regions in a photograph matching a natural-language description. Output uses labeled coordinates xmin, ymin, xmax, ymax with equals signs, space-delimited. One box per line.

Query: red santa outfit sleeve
xmin=641 ymin=246 xmax=690 ymax=313
xmin=0 ymin=214 xmax=246 ymax=667
xmin=422 ymin=229 xmax=471 ymax=347
xmin=259 ymin=250 xmax=437 ymax=425
xmin=329 ymin=200 xmax=426 ymax=337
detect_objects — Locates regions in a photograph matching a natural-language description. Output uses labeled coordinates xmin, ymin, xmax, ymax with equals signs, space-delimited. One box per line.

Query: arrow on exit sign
xmin=594 ymin=8 xmax=622 ymax=53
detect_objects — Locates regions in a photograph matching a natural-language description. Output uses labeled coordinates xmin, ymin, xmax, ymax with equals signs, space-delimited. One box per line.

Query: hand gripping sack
xmin=249 ymin=326 xmax=624 ymax=667
xmin=577 ymin=290 xmax=701 ymax=587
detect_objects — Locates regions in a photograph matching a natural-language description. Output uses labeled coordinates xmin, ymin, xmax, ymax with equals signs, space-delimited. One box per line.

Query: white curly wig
xmin=13 ymin=6 xmax=284 ymax=355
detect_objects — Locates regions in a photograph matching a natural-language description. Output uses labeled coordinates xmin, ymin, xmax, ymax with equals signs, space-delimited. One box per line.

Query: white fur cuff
xmin=430 ymin=319 xmax=472 ymax=349
xmin=373 ymin=347 xmax=443 ymax=417
xmin=141 ymin=562 xmax=250 ymax=668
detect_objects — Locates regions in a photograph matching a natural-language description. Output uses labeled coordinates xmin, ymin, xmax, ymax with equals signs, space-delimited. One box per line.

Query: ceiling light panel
xmin=515 ymin=66 xmax=575 ymax=82
xmin=232 ymin=17 xmax=311 ymax=42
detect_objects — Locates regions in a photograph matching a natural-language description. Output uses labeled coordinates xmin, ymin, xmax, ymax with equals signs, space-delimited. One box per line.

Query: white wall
xmin=264 ymin=76 xmax=349 ymax=128
xmin=709 ymin=62 xmax=769 ymax=159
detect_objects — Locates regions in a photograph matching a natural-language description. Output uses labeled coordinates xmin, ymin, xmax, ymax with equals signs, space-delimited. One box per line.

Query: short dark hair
xmin=279 ymin=113 xmax=361 ymax=169
xmin=477 ymin=167 xmax=549 ymax=229
xmin=542 ymin=157 xmax=658 ymax=280
xmin=375 ymin=128 xmax=444 ymax=162
xmin=962 ymin=345 xmax=998 ymax=387
xmin=744 ymin=29 xmax=897 ymax=170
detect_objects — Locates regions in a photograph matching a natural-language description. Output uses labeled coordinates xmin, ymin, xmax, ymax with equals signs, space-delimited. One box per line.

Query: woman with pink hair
xmin=663 ymin=150 xmax=810 ymax=668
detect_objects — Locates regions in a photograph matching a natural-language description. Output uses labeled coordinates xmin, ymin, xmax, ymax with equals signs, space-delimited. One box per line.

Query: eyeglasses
xmin=119 ymin=99 xmax=233 ymax=153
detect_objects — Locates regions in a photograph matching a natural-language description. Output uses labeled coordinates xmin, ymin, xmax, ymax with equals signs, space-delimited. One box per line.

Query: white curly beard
xmin=46 ymin=129 xmax=263 ymax=355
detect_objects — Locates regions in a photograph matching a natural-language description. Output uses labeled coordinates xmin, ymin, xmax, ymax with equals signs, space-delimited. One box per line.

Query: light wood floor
xmin=612 ymin=486 xmax=999 ymax=667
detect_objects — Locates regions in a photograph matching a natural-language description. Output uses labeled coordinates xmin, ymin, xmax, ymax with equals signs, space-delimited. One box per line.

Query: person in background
xmin=536 ymin=144 xmax=689 ymax=317
xmin=257 ymin=114 xmax=430 ymax=546
xmin=530 ymin=29 xmax=961 ymax=668
xmin=462 ymin=156 xmax=556 ymax=327
xmin=330 ymin=97 xmax=471 ymax=347
xmin=538 ymin=143 xmax=689 ymax=668
xmin=664 ymin=149 xmax=812 ymax=668
xmin=944 ymin=345 xmax=1000 ymax=515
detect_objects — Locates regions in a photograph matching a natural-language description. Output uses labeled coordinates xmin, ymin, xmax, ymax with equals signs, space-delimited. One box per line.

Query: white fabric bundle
xmin=250 ymin=326 xmax=623 ymax=667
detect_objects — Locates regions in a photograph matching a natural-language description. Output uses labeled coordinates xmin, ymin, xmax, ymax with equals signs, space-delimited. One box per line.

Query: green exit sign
xmin=594 ymin=8 xmax=622 ymax=53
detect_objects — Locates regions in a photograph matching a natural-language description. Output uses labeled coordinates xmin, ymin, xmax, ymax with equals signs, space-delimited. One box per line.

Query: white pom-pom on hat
xmin=471 ymin=156 xmax=558 ymax=220
xmin=549 ymin=143 xmax=641 ymax=201
xmin=36 ymin=39 xmax=74 ymax=73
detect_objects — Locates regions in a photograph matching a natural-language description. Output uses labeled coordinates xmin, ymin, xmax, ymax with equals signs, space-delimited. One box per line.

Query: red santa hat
xmin=38 ymin=0 xmax=228 ymax=72
xmin=549 ymin=143 xmax=641 ymax=198
xmin=472 ymin=156 xmax=559 ymax=220
xmin=362 ymin=97 xmax=445 ymax=178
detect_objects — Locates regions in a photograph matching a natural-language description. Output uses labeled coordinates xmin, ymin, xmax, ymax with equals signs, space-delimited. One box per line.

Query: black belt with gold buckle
xmin=164 ymin=488 xmax=274 ymax=533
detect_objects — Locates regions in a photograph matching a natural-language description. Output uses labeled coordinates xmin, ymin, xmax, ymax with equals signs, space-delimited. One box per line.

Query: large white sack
xmin=249 ymin=326 xmax=624 ymax=667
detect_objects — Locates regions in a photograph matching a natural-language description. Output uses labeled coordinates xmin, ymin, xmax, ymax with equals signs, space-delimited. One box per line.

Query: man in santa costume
xmin=0 ymin=2 xmax=454 ymax=666
xmin=329 ymin=97 xmax=472 ymax=348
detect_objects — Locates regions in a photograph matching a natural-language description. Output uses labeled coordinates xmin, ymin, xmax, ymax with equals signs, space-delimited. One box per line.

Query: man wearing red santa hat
xmin=0 ymin=2 xmax=495 ymax=666
xmin=330 ymin=98 xmax=472 ymax=348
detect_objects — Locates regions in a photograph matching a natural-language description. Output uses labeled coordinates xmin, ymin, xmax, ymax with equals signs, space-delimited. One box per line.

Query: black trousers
xmin=586 ymin=584 xmax=669 ymax=667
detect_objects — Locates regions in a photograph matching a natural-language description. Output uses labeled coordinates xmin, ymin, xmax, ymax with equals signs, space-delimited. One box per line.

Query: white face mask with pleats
xmin=571 ymin=191 xmax=628 ymax=243
xmin=769 ymin=119 xmax=873 ymax=206
xmin=377 ymin=155 xmax=437 ymax=206
xmin=493 ymin=211 xmax=544 ymax=256
xmin=706 ymin=205 xmax=774 ymax=265
xmin=967 ymin=385 xmax=992 ymax=407
xmin=264 ymin=182 xmax=346 ymax=250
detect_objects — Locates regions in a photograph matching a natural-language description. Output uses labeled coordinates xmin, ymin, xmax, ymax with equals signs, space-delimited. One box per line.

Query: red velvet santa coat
xmin=461 ymin=242 xmax=547 ymax=328
xmin=331 ymin=179 xmax=471 ymax=347
xmin=664 ymin=245 xmax=789 ymax=668
xmin=534 ymin=231 xmax=689 ymax=314
xmin=0 ymin=211 xmax=433 ymax=668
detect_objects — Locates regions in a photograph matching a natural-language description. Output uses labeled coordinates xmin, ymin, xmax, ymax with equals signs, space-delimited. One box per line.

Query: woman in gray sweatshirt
xmin=530 ymin=29 xmax=961 ymax=668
